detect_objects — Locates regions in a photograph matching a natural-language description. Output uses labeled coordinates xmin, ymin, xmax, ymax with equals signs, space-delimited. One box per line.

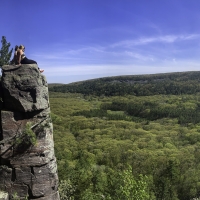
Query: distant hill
xmin=48 ymin=71 xmax=200 ymax=96
xmin=48 ymin=83 xmax=64 ymax=88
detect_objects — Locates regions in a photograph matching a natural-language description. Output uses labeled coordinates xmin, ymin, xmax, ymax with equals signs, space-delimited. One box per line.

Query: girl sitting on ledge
xmin=10 ymin=45 xmax=19 ymax=65
xmin=16 ymin=45 xmax=44 ymax=73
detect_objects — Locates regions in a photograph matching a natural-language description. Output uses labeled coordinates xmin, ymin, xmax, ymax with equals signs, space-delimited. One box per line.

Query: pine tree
xmin=0 ymin=36 xmax=13 ymax=68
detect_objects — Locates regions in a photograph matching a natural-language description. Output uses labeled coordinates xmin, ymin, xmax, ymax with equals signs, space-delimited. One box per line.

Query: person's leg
xmin=21 ymin=57 xmax=44 ymax=73
xmin=21 ymin=57 xmax=37 ymax=64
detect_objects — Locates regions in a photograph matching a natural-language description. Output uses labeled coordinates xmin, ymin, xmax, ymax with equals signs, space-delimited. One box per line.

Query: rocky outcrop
xmin=1 ymin=65 xmax=49 ymax=112
xmin=0 ymin=64 xmax=60 ymax=199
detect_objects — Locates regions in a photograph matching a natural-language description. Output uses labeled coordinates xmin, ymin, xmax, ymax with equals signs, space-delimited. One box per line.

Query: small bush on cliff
xmin=15 ymin=122 xmax=37 ymax=146
xmin=0 ymin=36 xmax=13 ymax=68
xmin=12 ymin=192 xmax=28 ymax=200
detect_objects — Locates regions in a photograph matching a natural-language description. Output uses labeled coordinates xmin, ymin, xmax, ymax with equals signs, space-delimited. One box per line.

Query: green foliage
xmin=50 ymin=92 xmax=200 ymax=199
xmin=59 ymin=179 xmax=76 ymax=200
xmin=153 ymin=159 xmax=180 ymax=200
xmin=81 ymin=189 xmax=110 ymax=200
xmin=12 ymin=192 xmax=20 ymax=200
xmin=15 ymin=122 xmax=36 ymax=146
xmin=58 ymin=164 xmax=151 ymax=200
xmin=0 ymin=36 xmax=13 ymax=67
xmin=115 ymin=166 xmax=151 ymax=200
xmin=12 ymin=192 xmax=28 ymax=200
xmin=71 ymin=95 xmax=200 ymax=125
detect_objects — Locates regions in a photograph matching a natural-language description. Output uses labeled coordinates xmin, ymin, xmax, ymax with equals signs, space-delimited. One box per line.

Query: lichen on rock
xmin=0 ymin=190 xmax=9 ymax=200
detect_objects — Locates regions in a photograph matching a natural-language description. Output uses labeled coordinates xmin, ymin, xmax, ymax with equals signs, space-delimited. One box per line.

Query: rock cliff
xmin=0 ymin=64 xmax=60 ymax=200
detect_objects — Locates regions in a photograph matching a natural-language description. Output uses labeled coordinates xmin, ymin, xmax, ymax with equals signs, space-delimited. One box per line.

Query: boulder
xmin=1 ymin=64 xmax=49 ymax=112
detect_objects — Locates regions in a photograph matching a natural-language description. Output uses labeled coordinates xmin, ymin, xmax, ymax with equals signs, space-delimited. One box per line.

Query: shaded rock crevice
xmin=0 ymin=64 xmax=60 ymax=199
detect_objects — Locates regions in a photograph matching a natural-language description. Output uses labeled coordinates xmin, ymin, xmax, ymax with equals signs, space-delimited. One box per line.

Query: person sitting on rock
xmin=10 ymin=45 xmax=19 ymax=65
xmin=17 ymin=45 xmax=44 ymax=73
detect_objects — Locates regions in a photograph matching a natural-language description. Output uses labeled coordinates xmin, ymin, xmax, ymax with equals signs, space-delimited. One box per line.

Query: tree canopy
xmin=0 ymin=36 xmax=13 ymax=67
xmin=50 ymin=92 xmax=200 ymax=199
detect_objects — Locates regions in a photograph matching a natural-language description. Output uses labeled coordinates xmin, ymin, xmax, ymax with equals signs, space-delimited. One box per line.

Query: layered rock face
xmin=0 ymin=64 xmax=60 ymax=199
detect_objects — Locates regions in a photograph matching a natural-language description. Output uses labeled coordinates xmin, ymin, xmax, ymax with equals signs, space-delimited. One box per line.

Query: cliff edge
xmin=0 ymin=64 xmax=60 ymax=200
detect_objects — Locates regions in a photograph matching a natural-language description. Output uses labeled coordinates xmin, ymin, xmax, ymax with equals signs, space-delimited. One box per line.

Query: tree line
xmin=49 ymin=71 xmax=200 ymax=96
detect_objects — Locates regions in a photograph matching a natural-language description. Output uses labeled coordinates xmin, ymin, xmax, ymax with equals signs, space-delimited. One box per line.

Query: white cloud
xmin=111 ymin=34 xmax=200 ymax=48
xmin=31 ymin=46 xmax=106 ymax=60
xmin=125 ymin=51 xmax=155 ymax=61
xmin=31 ymin=32 xmax=200 ymax=83
xmin=32 ymin=33 xmax=200 ymax=66
xmin=44 ymin=59 xmax=200 ymax=77
xmin=43 ymin=57 xmax=200 ymax=83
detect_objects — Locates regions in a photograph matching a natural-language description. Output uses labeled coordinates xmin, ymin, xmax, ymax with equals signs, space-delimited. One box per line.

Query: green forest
xmin=49 ymin=71 xmax=200 ymax=96
xmin=49 ymin=72 xmax=200 ymax=200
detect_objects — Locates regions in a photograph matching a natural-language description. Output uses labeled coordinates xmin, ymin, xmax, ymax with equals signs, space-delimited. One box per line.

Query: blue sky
xmin=1 ymin=0 xmax=200 ymax=83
